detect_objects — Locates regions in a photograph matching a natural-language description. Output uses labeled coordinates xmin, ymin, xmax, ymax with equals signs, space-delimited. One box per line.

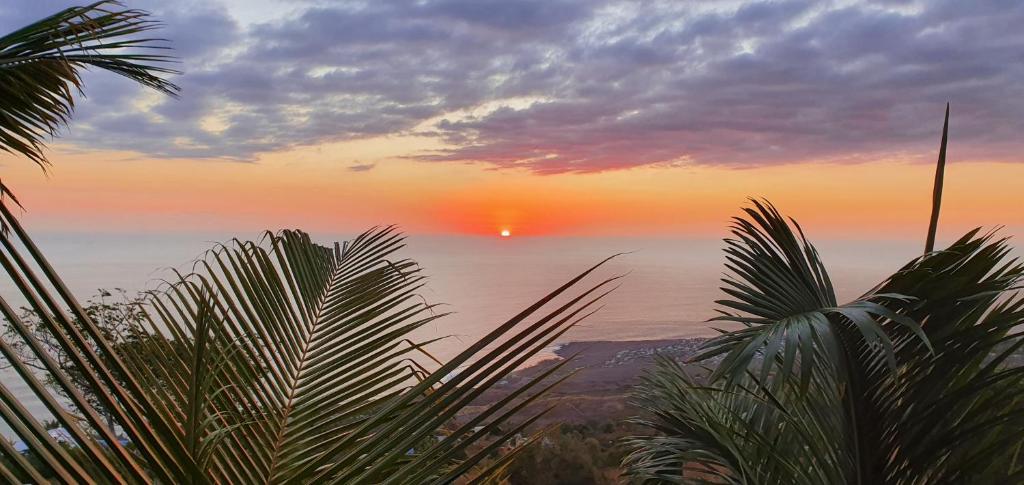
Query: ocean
xmin=0 ymin=231 xmax=922 ymax=437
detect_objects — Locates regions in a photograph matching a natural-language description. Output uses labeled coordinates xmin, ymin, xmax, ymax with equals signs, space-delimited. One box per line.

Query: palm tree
xmin=0 ymin=1 xmax=179 ymax=202
xmin=0 ymin=3 xmax=615 ymax=482
xmin=0 ymin=203 xmax=618 ymax=482
xmin=623 ymin=112 xmax=1024 ymax=484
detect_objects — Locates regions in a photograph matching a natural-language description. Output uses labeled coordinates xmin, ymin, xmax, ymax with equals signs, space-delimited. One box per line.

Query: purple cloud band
xmin=3 ymin=0 xmax=1022 ymax=173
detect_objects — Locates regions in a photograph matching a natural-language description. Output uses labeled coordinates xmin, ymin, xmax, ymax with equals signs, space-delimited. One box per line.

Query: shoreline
xmin=551 ymin=337 xmax=710 ymax=362
xmin=469 ymin=337 xmax=713 ymax=425
xmin=521 ymin=337 xmax=712 ymax=394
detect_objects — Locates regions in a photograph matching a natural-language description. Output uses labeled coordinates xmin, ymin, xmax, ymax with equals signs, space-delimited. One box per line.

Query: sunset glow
xmin=0 ymin=1 xmax=1020 ymax=242
xmin=4 ymin=145 xmax=1021 ymax=241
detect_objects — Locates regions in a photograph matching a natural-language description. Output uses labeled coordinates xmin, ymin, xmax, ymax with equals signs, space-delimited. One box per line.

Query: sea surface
xmin=0 ymin=231 xmax=923 ymax=437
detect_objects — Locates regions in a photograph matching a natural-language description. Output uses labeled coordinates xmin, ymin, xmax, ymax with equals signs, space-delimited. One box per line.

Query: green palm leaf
xmin=0 ymin=0 xmax=179 ymax=169
xmin=0 ymin=200 xmax=618 ymax=483
xmin=697 ymin=198 xmax=926 ymax=391
xmin=626 ymin=204 xmax=1024 ymax=483
xmin=624 ymin=356 xmax=848 ymax=484
xmin=865 ymin=230 xmax=1024 ymax=483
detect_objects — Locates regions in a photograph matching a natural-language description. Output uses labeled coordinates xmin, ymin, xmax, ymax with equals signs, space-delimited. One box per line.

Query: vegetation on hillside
xmin=505 ymin=421 xmax=638 ymax=485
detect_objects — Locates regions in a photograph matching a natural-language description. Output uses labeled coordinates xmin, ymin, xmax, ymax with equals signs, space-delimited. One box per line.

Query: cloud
xmin=4 ymin=0 xmax=1024 ymax=172
xmin=348 ymin=162 xmax=377 ymax=172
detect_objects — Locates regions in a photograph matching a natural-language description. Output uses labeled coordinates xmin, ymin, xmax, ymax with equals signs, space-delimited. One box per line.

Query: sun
xmin=500 ymin=229 xmax=511 ymax=237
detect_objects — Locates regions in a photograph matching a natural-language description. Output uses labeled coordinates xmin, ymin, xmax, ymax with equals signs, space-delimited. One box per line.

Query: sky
xmin=1 ymin=0 xmax=1023 ymax=240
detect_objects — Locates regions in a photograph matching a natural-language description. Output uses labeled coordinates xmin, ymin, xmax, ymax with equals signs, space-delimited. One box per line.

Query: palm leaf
xmin=696 ymin=198 xmax=926 ymax=391
xmin=623 ymin=356 xmax=849 ymax=484
xmin=627 ymin=218 xmax=1024 ymax=484
xmin=924 ymin=103 xmax=950 ymax=254
xmin=0 ymin=199 xmax=618 ymax=483
xmin=865 ymin=230 xmax=1024 ymax=483
xmin=627 ymin=216 xmax=1024 ymax=484
xmin=0 ymin=0 xmax=179 ymax=169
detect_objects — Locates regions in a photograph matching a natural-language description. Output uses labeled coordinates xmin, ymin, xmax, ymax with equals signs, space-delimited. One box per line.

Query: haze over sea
xmin=0 ymin=230 xmax=925 ymax=437
xmin=12 ymin=231 xmax=926 ymax=349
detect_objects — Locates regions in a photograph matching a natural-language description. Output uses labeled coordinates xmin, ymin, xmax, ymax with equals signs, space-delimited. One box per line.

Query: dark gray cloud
xmin=3 ymin=0 xmax=1023 ymax=172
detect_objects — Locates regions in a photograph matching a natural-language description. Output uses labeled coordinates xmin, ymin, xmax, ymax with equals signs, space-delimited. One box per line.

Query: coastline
xmin=469 ymin=337 xmax=713 ymax=425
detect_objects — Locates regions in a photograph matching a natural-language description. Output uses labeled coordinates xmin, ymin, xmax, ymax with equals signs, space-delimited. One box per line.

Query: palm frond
xmin=623 ymin=356 xmax=849 ymax=485
xmin=0 ymin=199 xmax=617 ymax=483
xmin=696 ymin=198 xmax=926 ymax=390
xmin=866 ymin=229 xmax=1024 ymax=483
xmin=924 ymin=103 xmax=950 ymax=254
xmin=0 ymin=0 xmax=179 ymax=168
xmin=627 ymin=209 xmax=1024 ymax=484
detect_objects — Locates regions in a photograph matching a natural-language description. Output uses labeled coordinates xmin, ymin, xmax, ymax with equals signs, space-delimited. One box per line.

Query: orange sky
xmin=3 ymin=135 xmax=1022 ymax=243
xmin=5 ymin=0 xmax=1024 ymax=246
